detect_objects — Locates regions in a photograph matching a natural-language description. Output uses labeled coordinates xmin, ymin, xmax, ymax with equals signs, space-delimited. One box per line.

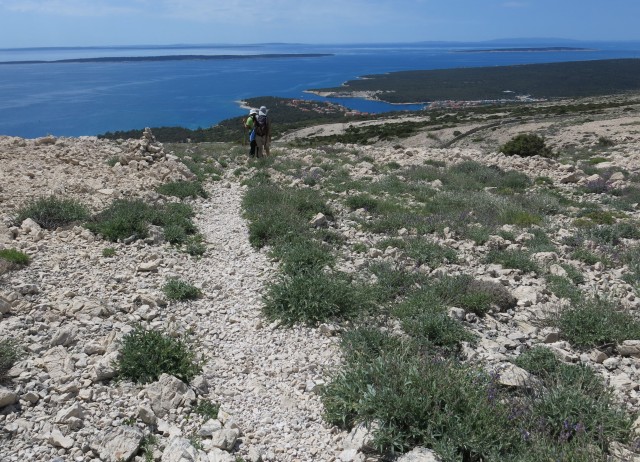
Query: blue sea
xmin=1 ymin=41 xmax=639 ymax=138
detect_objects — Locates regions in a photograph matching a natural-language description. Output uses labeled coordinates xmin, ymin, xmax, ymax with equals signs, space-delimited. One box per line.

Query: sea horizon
xmin=1 ymin=40 xmax=639 ymax=139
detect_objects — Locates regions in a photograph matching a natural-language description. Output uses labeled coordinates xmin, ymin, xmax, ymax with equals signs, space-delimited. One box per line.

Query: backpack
xmin=254 ymin=114 xmax=268 ymax=136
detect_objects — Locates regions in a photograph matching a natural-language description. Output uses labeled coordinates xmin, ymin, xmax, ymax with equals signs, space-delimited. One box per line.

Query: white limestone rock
xmin=47 ymin=427 xmax=74 ymax=449
xmin=161 ymin=436 xmax=209 ymax=462
xmin=145 ymin=373 xmax=196 ymax=418
xmin=0 ymin=386 xmax=18 ymax=408
xmin=397 ymin=447 xmax=442 ymax=461
xmin=210 ymin=428 xmax=240 ymax=451
xmin=92 ymin=426 xmax=144 ymax=462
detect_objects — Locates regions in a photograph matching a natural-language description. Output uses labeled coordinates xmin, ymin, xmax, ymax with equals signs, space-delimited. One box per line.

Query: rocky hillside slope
xmin=2 ymin=100 xmax=640 ymax=462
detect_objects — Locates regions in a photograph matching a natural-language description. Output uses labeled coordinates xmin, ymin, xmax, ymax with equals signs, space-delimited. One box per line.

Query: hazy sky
xmin=0 ymin=0 xmax=638 ymax=48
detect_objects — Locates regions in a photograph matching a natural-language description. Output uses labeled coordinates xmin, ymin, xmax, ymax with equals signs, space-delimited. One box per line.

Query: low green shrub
xmin=163 ymin=224 xmax=188 ymax=245
xmin=587 ymin=222 xmax=640 ymax=246
xmin=571 ymin=248 xmax=602 ymax=266
xmin=153 ymin=203 xmax=197 ymax=234
xmin=184 ymin=235 xmax=207 ymax=257
xmin=369 ymin=263 xmax=429 ymax=302
xmin=535 ymin=176 xmax=553 ymax=185
xmin=446 ymin=161 xmax=531 ymax=192
xmin=515 ymin=347 xmax=605 ymax=395
xmin=156 ymin=180 xmax=208 ymax=199
xmin=116 ymin=325 xmax=203 ymax=384
xmin=500 ymin=133 xmax=554 ymax=158
xmin=324 ymin=337 xmax=631 ymax=460
xmin=404 ymin=238 xmax=457 ymax=266
xmin=345 ymin=194 xmax=380 ymax=212
xmin=340 ymin=327 xmax=405 ymax=366
xmin=101 ymin=247 xmax=116 ymax=257
xmin=243 ymin=181 xmax=331 ymax=248
xmin=545 ymin=275 xmax=582 ymax=304
xmin=87 ymin=199 xmax=198 ymax=245
xmin=141 ymin=434 xmax=157 ymax=462
xmin=524 ymin=228 xmax=557 ymax=253
xmin=106 ymin=156 xmax=119 ymax=167
xmin=576 ymin=210 xmax=617 ymax=225
xmin=486 ymin=249 xmax=539 ymax=274
xmin=314 ymin=229 xmax=348 ymax=247
xmin=432 ymin=274 xmax=516 ymax=315
xmin=162 ymin=278 xmax=202 ymax=301
xmin=560 ymin=263 xmax=585 ymax=285
xmin=514 ymin=346 xmax=562 ymax=376
xmin=0 ymin=248 xmax=30 ymax=265
xmin=0 ymin=338 xmax=23 ymax=382
xmin=554 ymin=298 xmax=640 ymax=349
xmin=352 ymin=243 xmax=367 ymax=253
xmin=515 ymin=347 xmax=631 ymax=452
xmin=323 ymin=346 xmax=522 ymax=457
xmin=263 ymin=270 xmax=373 ymax=326
xmin=394 ymin=290 xmax=475 ymax=354
xmin=194 ymin=399 xmax=220 ymax=420
xmin=86 ymin=199 xmax=151 ymax=241
xmin=274 ymin=236 xmax=335 ymax=276
xmin=605 ymin=185 xmax=640 ymax=212
xmin=598 ymin=136 xmax=615 ymax=147
xmin=14 ymin=196 xmax=90 ymax=230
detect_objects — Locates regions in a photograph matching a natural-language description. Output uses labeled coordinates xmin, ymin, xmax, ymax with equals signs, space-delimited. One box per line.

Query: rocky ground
xmin=1 ymin=96 xmax=640 ymax=461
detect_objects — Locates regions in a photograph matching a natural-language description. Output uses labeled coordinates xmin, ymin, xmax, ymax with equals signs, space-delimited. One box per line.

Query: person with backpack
xmin=254 ymin=106 xmax=271 ymax=158
xmin=244 ymin=108 xmax=259 ymax=157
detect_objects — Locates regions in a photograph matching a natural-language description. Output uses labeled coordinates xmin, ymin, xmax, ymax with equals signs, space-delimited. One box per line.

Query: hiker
xmin=244 ymin=108 xmax=259 ymax=157
xmin=255 ymin=106 xmax=271 ymax=158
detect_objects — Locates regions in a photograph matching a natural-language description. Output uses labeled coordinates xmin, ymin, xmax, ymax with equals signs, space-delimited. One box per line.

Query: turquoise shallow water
xmin=0 ymin=42 xmax=639 ymax=138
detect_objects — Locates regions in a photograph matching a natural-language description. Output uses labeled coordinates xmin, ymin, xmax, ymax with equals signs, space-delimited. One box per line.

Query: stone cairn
xmin=118 ymin=128 xmax=167 ymax=167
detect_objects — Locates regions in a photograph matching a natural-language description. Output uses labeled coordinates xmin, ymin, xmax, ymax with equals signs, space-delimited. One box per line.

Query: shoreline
xmin=303 ymin=89 xmax=428 ymax=106
xmin=0 ymin=53 xmax=333 ymax=65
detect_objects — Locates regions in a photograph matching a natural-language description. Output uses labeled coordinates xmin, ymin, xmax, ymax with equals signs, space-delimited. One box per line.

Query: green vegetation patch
xmin=242 ymin=179 xmax=332 ymax=249
xmin=14 ymin=195 xmax=90 ymax=230
xmin=162 ymin=278 xmax=202 ymax=301
xmin=0 ymin=248 xmax=30 ymax=266
xmin=116 ymin=325 xmax=203 ymax=384
xmin=393 ymin=289 xmax=475 ymax=354
xmin=263 ymin=270 xmax=373 ymax=326
xmin=323 ymin=340 xmax=518 ymax=459
xmin=323 ymin=332 xmax=632 ymax=460
xmin=0 ymin=338 xmax=23 ymax=382
xmin=486 ymin=249 xmax=540 ymax=274
xmin=514 ymin=347 xmax=631 ymax=450
xmin=86 ymin=199 xmax=199 ymax=246
xmin=101 ymin=247 xmax=116 ymax=257
xmin=194 ymin=399 xmax=220 ymax=420
xmin=86 ymin=199 xmax=152 ymax=241
xmin=553 ymin=298 xmax=640 ymax=349
xmin=545 ymin=275 xmax=583 ymax=304
xmin=500 ymin=133 xmax=554 ymax=158
xmin=349 ymin=161 xmax=558 ymax=241
xmin=401 ymin=238 xmax=457 ymax=267
xmin=157 ymin=180 xmax=208 ymax=199
xmin=432 ymin=274 xmax=517 ymax=315
xmin=184 ymin=234 xmax=207 ymax=257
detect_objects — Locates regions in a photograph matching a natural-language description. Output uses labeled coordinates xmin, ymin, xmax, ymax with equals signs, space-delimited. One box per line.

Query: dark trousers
xmin=249 ymin=140 xmax=257 ymax=157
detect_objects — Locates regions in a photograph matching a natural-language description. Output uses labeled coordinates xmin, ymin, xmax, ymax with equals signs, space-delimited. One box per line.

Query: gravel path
xmin=188 ymin=180 xmax=344 ymax=461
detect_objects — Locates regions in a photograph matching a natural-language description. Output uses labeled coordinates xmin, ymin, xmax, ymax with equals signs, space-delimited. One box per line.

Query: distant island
xmin=0 ymin=53 xmax=333 ymax=65
xmin=456 ymin=47 xmax=593 ymax=53
xmin=308 ymin=58 xmax=640 ymax=104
